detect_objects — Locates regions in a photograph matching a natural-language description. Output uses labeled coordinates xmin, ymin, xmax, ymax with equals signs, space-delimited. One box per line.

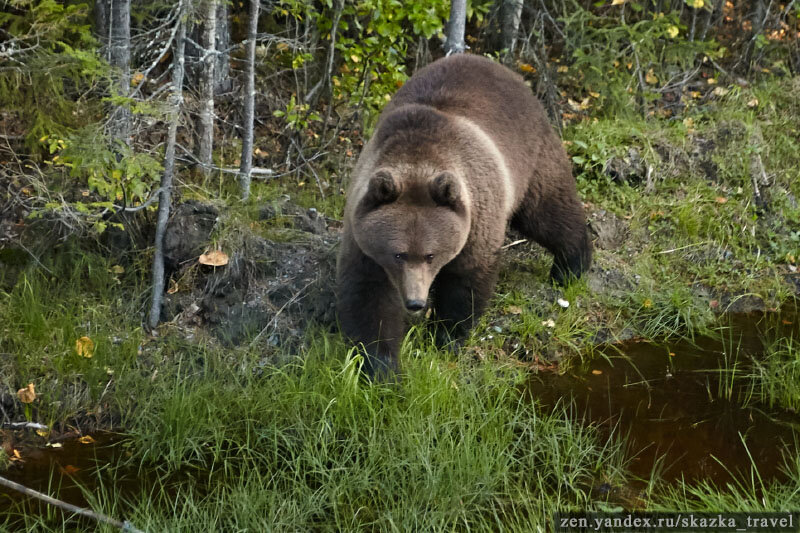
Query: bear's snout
xmin=405 ymin=299 xmax=426 ymax=313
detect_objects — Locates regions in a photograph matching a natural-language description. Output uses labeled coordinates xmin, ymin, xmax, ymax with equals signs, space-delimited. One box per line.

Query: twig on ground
xmin=2 ymin=422 xmax=49 ymax=431
xmin=0 ymin=476 xmax=145 ymax=533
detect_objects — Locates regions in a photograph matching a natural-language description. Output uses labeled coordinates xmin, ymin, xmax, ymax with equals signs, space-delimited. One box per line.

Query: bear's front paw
xmin=362 ymin=353 xmax=401 ymax=382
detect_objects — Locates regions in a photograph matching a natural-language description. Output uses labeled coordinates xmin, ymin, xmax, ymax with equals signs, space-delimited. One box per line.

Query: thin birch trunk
xmin=109 ymin=0 xmax=131 ymax=146
xmin=502 ymin=0 xmax=524 ymax=61
xmin=196 ymin=0 xmax=216 ymax=176
xmin=239 ymin=0 xmax=259 ymax=201
xmin=214 ymin=0 xmax=231 ymax=94
xmin=444 ymin=0 xmax=467 ymax=55
xmin=149 ymin=5 xmax=187 ymax=330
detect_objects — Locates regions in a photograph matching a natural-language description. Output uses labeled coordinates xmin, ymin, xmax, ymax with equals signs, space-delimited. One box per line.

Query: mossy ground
xmin=2 ymin=77 xmax=800 ymax=530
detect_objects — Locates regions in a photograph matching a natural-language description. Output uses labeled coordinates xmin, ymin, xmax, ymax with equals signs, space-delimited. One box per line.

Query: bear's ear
xmin=360 ymin=170 xmax=400 ymax=212
xmin=429 ymin=172 xmax=464 ymax=211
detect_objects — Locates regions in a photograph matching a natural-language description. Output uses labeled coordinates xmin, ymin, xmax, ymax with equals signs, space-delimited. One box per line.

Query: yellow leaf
xmin=78 ymin=435 xmax=96 ymax=444
xmin=747 ymin=98 xmax=759 ymax=108
xmin=167 ymin=278 xmax=180 ymax=294
xmin=645 ymin=69 xmax=658 ymax=85
xmin=75 ymin=336 xmax=95 ymax=358
xmin=715 ymin=196 xmax=728 ymax=204
xmin=518 ymin=63 xmax=536 ymax=73
xmin=350 ymin=54 xmax=360 ymax=63
xmin=505 ymin=305 xmax=523 ymax=315
xmin=110 ymin=265 xmax=124 ymax=275
xmin=36 ymin=429 xmax=49 ymax=438
xmin=198 ymin=250 xmax=229 ymax=267
xmin=557 ymin=65 xmax=568 ymax=73
xmin=712 ymin=86 xmax=729 ymax=96
xmin=131 ymin=71 xmax=144 ymax=86
xmin=611 ymin=0 xmax=626 ymax=4
xmin=707 ymin=77 xmax=717 ymax=85
xmin=17 ymin=383 xmax=36 ymax=403
xmin=591 ymin=369 xmax=603 ymax=375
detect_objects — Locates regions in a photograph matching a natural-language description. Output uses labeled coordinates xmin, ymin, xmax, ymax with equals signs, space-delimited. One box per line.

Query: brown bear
xmin=337 ymin=54 xmax=591 ymax=377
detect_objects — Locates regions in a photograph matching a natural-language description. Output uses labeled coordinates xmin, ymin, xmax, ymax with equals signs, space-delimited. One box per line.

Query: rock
xmin=259 ymin=197 xmax=328 ymax=235
xmin=604 ymin=147 xmax=646 ymax=184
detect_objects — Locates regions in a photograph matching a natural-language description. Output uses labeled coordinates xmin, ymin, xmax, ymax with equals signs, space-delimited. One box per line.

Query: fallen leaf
xmin=167 ymin=278 xmax=179 ymax=294
xmin=78 ymin=435 xmax=96 ymax=445
xmin=669 ymin=352 xmax=676 ymax=357
xmin=198 ymin=250 xmax=229 ymax=267
xmin=645 ymin=69 xmax=658 ymax=85
xmin=518 ymin=63 xmax=536 ymax=73
xmin=747 ymin=98 xmax=759 ymax=108
xmin=110 ymin=265 xmax=124 ymax=275
xmin=715 ymin=196 xmax=728 ymax=204
xmin=591 ymin=369 xmax=603 ymax=375
xmin=712 ymin=86 xmax=729 ymax=97
xmin=46 ymin=442 xmax=62 ymax=448
xmin=75 ymin=336 xmax=94 ymax=358
xmin=17 ymin=383 xmax=36 ymax=403
xmin=505 ymin=305 xmax=523 ymax=315
xmin=11 ymin=449 xmax=22 ymax=461
xmin=611 ymin=0 xmax=626 ymax=4
xmin=782 ymin=319 xmax=793 ymax=325
xmin=542 ymin=319 xmax=556 ymax=328
xmin=59 ymin=464 xmax=80 ymax=475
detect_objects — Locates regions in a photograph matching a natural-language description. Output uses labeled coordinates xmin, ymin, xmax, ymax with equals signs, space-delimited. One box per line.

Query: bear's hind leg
xmin=512 ymin=188 xmax=592 ymax=285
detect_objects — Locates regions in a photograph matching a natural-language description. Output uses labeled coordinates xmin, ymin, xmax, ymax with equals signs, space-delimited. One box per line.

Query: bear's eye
xmin=424 ymin=254 xmax=434 ymax=264
xmin=394 ymin=253 xmax=408 ymax=262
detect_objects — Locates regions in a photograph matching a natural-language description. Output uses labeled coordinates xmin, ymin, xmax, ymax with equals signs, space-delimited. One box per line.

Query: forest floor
xmin=1 ymin=75 xmax=800 ymax=530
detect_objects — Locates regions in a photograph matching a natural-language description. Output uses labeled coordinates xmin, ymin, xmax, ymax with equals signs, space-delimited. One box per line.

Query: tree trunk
xmin=149 ymin=6 xmax=187 ymax=330
xmin=502 ymin=0 xmax=524 ymax=62
xmin=214 ymin=0 xmax=231 ymax=94
xmin=108 ymin=0 xmax=131 ymax=146
xmin=94 ymin=0 xmax=109 ymax=49
xmin=444 ymin=0 xmax=467 ymax=55
xmin=239 ymin=0 xmax=259 ymax=201
xmin=196 ymin=0 xmax=216 ymax=176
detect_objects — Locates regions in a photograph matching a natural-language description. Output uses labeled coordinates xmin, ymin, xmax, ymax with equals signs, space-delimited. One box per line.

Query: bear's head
xmin=352 ymin=169 xmax=471 ymax=315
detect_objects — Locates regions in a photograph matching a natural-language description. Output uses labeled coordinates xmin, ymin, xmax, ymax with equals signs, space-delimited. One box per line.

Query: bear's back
xmin=379 ymin=55 xmax=569 ymax=208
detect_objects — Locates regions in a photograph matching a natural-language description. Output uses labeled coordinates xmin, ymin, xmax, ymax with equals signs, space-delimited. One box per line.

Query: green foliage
xmin=277 ymin=0 xmax=490 ymax=124
xmin=0 ymin=0 xmax=104 ymax=146
xmin=272 ymin=94 xmax=322 ymax=132
xmin=557 ymin=3 xmax=721 ymax=116
xmin=39 ymin=127 xmax=162 ymax=232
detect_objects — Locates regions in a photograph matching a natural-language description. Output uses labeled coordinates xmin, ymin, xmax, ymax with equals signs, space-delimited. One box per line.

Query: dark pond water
xmin=0 ymin=433 xmax=133 ymax=526
xmin=529 ymin=310 xmax=800 ymax=484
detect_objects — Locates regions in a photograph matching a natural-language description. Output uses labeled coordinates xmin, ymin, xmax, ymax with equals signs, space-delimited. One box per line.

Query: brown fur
xmin=337 ymin=54 xmax=591 ymax=377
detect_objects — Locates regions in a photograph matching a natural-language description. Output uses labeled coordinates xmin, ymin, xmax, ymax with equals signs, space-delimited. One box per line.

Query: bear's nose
xmin=405 ymin=299 xmax=426 ymax=312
